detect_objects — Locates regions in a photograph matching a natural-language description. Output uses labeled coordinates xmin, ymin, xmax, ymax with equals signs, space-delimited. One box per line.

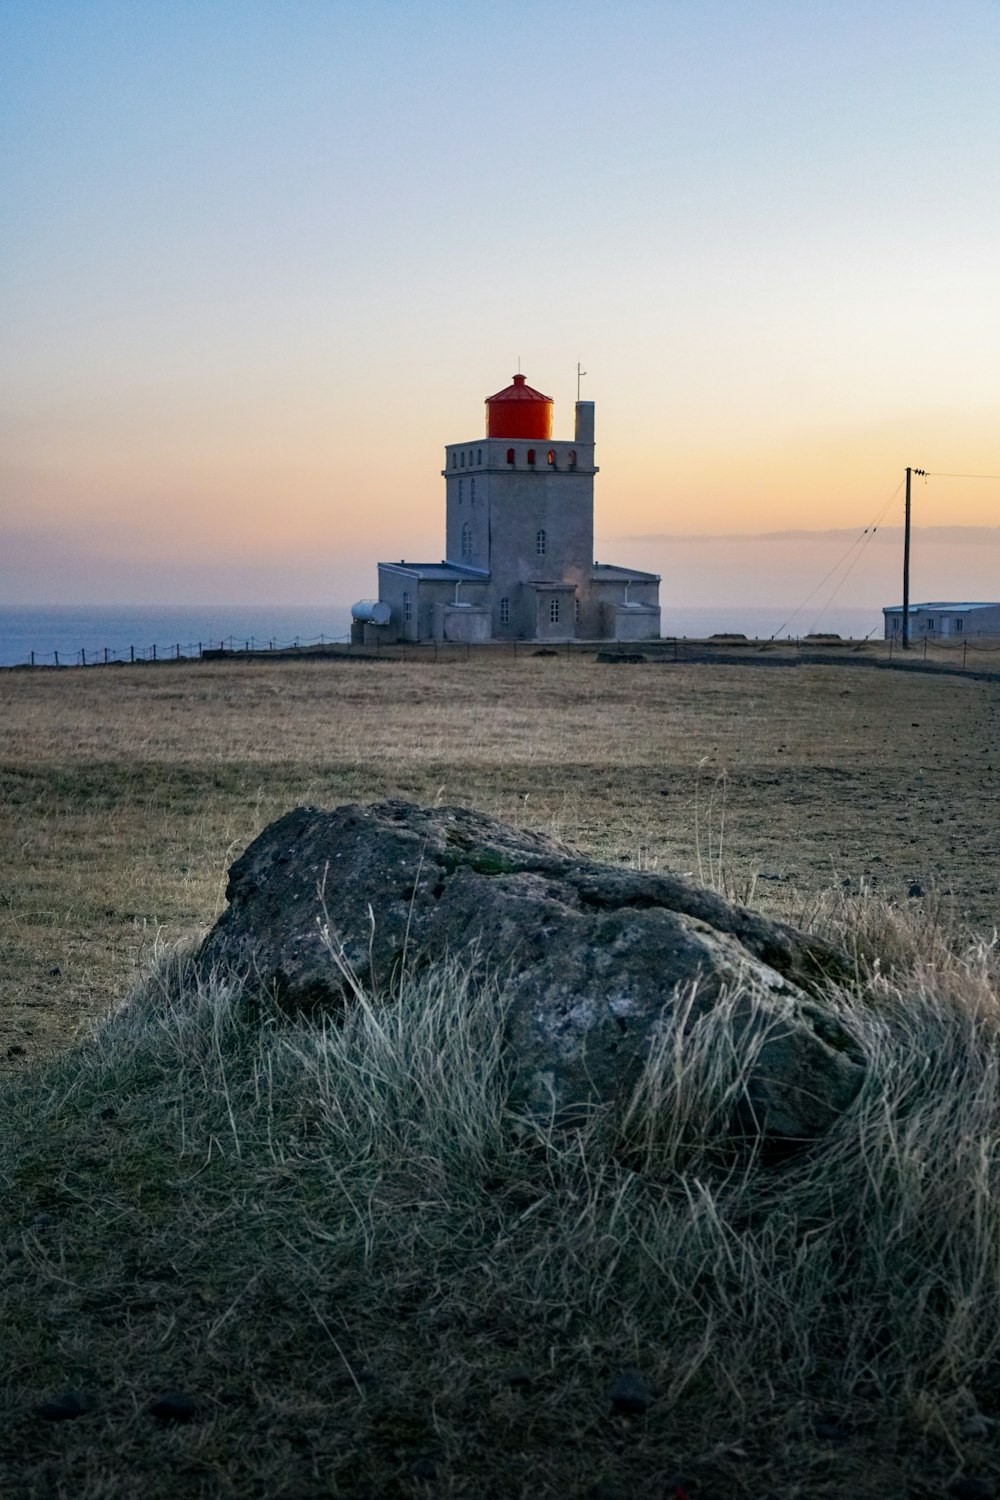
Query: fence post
xmin=175 ymin=643 xmax=180 ymax=659
xmin=80 ymin=648 xmax=86 ymax=667
xmin=923 ymin=637 xmax=927 ymax=660
xmin=130 ymin=645 xmax=135 ymax=663
xmin=963 ymin=641 xmax=968 ymax=670
xmin=674 ymin=636 xmax=678 ymax=662
xmin=54 ymin=650 xmax=59 ymax=667
xmin=104 ymin=647 xmax=108 ymax=665
xmin=30 ymin=650 xmax=35 ymax=667
xmin=152 ymin=643 xmax=157 ymax=662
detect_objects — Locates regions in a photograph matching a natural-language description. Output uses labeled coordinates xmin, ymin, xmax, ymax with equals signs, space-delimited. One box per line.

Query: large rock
xmin=198 ymin=801 xmax=864 ymax=1138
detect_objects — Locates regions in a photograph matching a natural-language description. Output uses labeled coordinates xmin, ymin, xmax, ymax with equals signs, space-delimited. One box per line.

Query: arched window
xmin=461 ymin=523 xmax=472 ymax=559
xmin=470 ymin=477 xmax=475 ymax=505
xmin=547 ymin=450 xmax=555 ymax=466
xmin=451 ymin=453 xmax=456 ymax=468
xmin=527 ymin=448 xmax=536 ymax=465
xmin=458 ymin=479 xmax=463 ymax=504
xmin=506 ymin=448 xmax=515 ymax=465
xmin=461 ymin=452 xmax=465 ymax=467
xmin=500 ymin=597 xmax=510 ymax=625
xmin=549 ymin=598 xmax=560 ymax=624
xmin=536 ymin=529 xmax=546 ymax=556
xmin=477 ymin=449 xmax=482 ymax=464
xmin=568 ymin=449 xmax=577 ymax=468
xmin=469 ymin=451 xmax=474 ymax=466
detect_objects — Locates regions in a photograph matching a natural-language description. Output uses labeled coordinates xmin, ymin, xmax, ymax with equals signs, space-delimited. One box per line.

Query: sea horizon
xmin=0 ymin=602 xmax=886 ymax=669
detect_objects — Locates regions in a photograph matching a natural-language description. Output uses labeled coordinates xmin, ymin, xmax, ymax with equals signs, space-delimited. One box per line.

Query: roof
xmin=378 ymin=562 xmax=490 ymax=582
xmin=485 ymin=373 xmax=552 ymax=405
xmin=882 ymin=601 xmax=1000 ymax=614
xmin=592 ymin=563 xmax=661 ymax=582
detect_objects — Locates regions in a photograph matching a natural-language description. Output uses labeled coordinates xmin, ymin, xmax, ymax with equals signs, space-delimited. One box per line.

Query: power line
xmin=923 ymin=472 xmax=1000 ymax=480
xmin=770 ymin=479 xmax=903 ymax=640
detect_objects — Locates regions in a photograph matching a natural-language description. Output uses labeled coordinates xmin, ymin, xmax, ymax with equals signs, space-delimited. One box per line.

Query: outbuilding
xmin=882 ymin=602 xmax=1000 ymax=639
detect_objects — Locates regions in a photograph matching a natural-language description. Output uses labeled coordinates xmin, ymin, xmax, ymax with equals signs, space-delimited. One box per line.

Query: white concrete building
xmin=883 ymin=602 xmax=1000 ymax=640
xmin=353 ymin=374 xmax=660 ymax=644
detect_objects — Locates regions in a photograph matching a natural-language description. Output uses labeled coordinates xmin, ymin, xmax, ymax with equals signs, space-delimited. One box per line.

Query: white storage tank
xmin=351 ymin=600 xmax=392 ymax=626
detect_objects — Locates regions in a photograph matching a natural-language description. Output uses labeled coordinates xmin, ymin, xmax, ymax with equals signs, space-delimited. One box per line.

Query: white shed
xmin=883 ymin=602 xmax=1000 ymax=639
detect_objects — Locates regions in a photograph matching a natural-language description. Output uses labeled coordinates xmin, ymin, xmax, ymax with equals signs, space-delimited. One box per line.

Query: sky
xmin=2 ymin=0 xmax=998 ymax=611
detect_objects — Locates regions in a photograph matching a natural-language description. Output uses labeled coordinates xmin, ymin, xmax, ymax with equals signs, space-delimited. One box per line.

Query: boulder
xmin=198 ymin=801 xmax=864 ymax=1138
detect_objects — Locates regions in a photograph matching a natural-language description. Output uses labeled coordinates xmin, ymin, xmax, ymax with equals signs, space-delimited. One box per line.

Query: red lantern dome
xmin=485 ymin=373 xmax=553 ymax=440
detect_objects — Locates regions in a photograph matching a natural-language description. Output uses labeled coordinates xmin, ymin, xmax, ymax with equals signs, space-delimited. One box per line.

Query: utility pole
xmin=901 ymin=466 xmax=927 ymax=650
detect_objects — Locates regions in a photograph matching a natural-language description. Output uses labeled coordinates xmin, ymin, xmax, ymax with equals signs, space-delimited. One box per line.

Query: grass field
xmin=2 ymin=653 xmax=998 ymax=1064
xmin=2 ymin=654 xmax=999 ymax=1498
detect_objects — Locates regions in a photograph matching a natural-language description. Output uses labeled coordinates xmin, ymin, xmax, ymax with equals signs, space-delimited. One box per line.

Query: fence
xmin=9 ymin=632 xmax=1000 ymax=672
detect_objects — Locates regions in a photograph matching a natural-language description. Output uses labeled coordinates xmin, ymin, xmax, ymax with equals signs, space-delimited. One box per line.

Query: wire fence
xmin=15 ymin=632 xmax=353 ymax=668
xmin=9 ymin=630 xmax=1000 ymax=672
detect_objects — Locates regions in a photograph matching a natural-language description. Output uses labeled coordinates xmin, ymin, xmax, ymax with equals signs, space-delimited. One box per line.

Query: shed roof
xmin=592 ymin=563 xmax=661 ymax=582
xmin=883 ymin=601 xmax=1000 ymax=614
xmin=378 ymin=562 xmax=489 ymax=582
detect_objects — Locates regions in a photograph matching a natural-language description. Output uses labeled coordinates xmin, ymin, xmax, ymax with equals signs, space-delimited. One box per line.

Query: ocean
xmin=0 ymin=603 xmax=884 ymax=669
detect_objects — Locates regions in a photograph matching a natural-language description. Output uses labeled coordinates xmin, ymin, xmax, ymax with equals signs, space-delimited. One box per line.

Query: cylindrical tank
xmin=485 ymin=373 xmax=553 ymax=440
xmin=351 ymin=600 xmax=392 ymax=626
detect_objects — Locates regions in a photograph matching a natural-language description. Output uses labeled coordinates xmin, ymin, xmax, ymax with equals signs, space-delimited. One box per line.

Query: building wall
xmin=884 ymin=605 xmax=1000 ymax=639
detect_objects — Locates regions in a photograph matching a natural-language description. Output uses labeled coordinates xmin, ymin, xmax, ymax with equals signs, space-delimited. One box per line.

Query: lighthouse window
xmin=461 ymin=452 xmax=465 ymax=467
xmin=568 ymin=449 xmax=577 ymax=468
xmin=527 ymin=449 xmax=536 ymax=465
xmin=549 ymin=598 xmax=560 ymax=624
xmin=500 ymin=597 xmax=510 ymax=625
xmin=403 ymin=592 xmax=412 ymax=624
xmin=470 ymin=477 xmax=475 ymax=505
xmin=547 ymin=450 xmax=556 ymax=466
xmin=469 ymin=450 xmax=474 ymax=465
xmin=461 ymin=523 xmax=472 ymax=559
xmin=506 ymin=448 xmax=515 ymax=465
xmin=458 ymin=479 xmax=463 ymax=504
xmin=451 ymin=453 xmax=456 ymax=468
xmin=536 ymin=529 xmax=546 ymax=556
xmin=477 ymin=449 xmax=482 ymax=464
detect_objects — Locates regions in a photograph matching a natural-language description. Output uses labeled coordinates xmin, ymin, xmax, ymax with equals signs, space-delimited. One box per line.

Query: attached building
xmin=353 ymin=374 xmax=660 ymax=644
xmin=883 ymin=602 xmax=1000 ymax=639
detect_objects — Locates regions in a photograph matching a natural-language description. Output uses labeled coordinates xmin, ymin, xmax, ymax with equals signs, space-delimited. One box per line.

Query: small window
xmin=892 ymin=617 xmax=899 ymax=631
xmin=451 ymin=453 xmax=456 ymax=468
xmin=549 ymin=598 xmax=560 ymax=624
xmin=568 ymin=449 xmax=577 ymax=468
xmin=403 ymin=591 xmax=412 ymax=624
xmin=458 ymin=479 xmax=463 ymax=504
xmin=927 ymin=618 xmax=934 ymax=631
xmin=956 ymin=618 xmax=964 ymax=632
xmin=547 ymin=449 xmax=556 ymax=466
xmin=536 ymin=529 xmax=546 ymax=556
xmin=500 ymin=597 xmax=510 ymax=625
xmin=527 ymin=448 xmax=536 ymax=465
xmin=461 ymin=451 xmax=465 ymax=467
xmin=574 ymin=596 xmax=580 ymax=626
xmin=461 ymin=523 xmax=472 ymax=559
xmin=470 ymin=477 xmax=475 ymax=505
xmin=477 ymin=448 xmax=482 ymax=464
xmin=506 ymin=448 xmax=515 ymax=465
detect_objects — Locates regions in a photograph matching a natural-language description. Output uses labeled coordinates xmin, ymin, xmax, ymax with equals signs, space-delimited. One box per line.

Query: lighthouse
xmin=358 ymin=373 xmax=661 ymax=643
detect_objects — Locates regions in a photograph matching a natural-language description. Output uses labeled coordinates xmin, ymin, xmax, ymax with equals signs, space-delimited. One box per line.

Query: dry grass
xmin=2 ymin=654 xmax=1000 ymax=1496
xmin=2 ymin=655 xmax=999 ymax=1063
xmin=1 ymin=902 xmax=999 ymax=1498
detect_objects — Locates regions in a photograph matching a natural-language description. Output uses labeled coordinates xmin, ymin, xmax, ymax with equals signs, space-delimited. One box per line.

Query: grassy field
xmin=2 ymin=654 xmax=1000 ymax=1499
xmin=2 ymin=653 xmax=998 ymax=1064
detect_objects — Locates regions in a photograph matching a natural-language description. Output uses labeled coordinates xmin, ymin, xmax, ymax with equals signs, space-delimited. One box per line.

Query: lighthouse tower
xmin=366 ymin=373 xmax=660 ymax=643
